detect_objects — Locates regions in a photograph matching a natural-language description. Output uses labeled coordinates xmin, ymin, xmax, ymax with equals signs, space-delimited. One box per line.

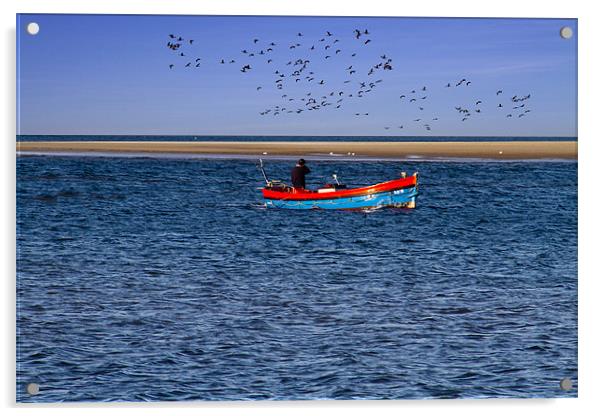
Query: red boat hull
xmin=262 ymin=175 xmax=417 ymax=201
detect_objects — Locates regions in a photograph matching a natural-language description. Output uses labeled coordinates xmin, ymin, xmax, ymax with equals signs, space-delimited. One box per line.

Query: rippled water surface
xmin=16 ymin=155 xmax=577 ymax=402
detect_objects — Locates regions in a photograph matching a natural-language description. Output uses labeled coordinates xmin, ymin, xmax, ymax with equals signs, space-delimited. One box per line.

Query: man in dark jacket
xmin=291 ymin=158 xmax=310 ymax=189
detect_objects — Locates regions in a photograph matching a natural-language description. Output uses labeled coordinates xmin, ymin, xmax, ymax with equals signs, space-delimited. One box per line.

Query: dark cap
xmin=297 ymin=158 xmax=306 ymax=166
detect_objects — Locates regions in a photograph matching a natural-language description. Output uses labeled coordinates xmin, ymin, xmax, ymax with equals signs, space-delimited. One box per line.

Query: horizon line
xmin=16 ymin=134 xmax=578 ymax=138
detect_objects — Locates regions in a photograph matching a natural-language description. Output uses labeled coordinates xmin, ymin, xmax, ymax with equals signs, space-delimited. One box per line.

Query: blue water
xmin=17 ymin=135 xmax=577 ymax=142
xmin=16 ymin=155 xmax=577 ymax=402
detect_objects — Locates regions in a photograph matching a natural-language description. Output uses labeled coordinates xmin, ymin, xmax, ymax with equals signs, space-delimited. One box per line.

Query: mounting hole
xmin=560 ymin=377 xmax=573 ymax=391
xmin=560 ymin=26 xmax=573 ymax=39
xmin=26 ymin=22 xmax=40 ymax=35
xmin=26 ymin=383 xmax=40 ymax=395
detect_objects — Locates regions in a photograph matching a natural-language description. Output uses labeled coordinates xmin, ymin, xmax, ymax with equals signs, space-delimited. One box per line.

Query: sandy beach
xmin=16 ymin=141 xmax=577 ymax=159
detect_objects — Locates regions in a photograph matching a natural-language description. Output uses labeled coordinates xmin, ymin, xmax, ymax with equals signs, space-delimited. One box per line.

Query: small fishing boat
xmin=258 ymin=160 xmax=418 ymax=210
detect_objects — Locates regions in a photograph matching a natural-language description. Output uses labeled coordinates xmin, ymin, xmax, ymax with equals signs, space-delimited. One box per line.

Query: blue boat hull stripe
xmin=264 ymin=187 xmax=418 ymax=209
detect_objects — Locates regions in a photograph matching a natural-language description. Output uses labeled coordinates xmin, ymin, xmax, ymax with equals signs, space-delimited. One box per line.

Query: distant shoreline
xmin=16 ymin=141 xmax=578 ymax=160
xmin=16 ymin=135 xmax=578 ymax=144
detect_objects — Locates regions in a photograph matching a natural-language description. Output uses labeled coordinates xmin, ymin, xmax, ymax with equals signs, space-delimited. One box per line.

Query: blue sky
xmin=17 ymin=14 xmax=577 ymax=136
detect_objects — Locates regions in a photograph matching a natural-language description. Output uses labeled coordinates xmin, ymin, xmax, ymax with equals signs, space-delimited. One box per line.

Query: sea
xmin=16 ymin=136 xmax=578 ymax=402
xmin=17 ymin=135 xmax=576 ymax=142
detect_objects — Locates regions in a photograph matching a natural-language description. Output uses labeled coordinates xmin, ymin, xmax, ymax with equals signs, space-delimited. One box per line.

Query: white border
xmin=3 ymin=1 xmax=600 ymax=415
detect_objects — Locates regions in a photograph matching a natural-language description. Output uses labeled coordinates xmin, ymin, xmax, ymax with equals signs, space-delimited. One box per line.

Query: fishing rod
xmin=258 ymin=159 xmax=269 ymax=184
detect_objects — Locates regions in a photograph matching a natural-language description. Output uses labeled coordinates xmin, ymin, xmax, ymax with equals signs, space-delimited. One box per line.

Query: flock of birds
xmin=165 ymin=29 xmax=533 ymax=132
xmin=393 ymin=83 xmax=533 ymax=131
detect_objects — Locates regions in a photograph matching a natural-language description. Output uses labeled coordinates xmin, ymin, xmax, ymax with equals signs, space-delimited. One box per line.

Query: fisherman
xmin=291 ymin=158 xmax=310 ymax=189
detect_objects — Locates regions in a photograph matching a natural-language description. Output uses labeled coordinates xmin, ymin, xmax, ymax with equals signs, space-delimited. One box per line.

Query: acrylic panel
xmin=16 ymin=14 xmax=577 ymax=402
